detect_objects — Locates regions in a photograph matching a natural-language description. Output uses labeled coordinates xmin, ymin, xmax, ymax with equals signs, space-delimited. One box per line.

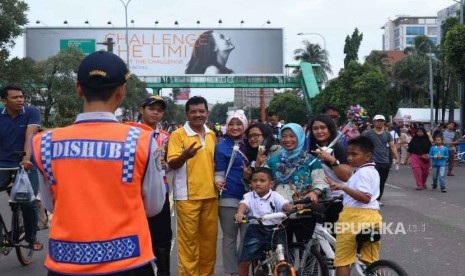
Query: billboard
xmin=25 ymin=27 xmax=284 ymax=76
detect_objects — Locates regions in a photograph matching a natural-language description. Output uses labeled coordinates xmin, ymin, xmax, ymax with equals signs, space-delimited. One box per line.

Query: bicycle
xmin=0 ymin=167 xmax=35 ymax=266
xmin=290 ymin=196 xmax=408 ymax=276
xmin=453 ymin=151 xmax=465 ymax=165
xmin=240 ymin=206 xmax=315 ymax=276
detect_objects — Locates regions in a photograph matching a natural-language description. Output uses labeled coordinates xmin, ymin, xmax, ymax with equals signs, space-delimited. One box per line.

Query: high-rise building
xmin=381 ymin=16 xmax=438 ymax=51
xmin=437 ymin=2 xmax=461 ymax=43
xmin=234 ymin=88 xmax=274 ymax=109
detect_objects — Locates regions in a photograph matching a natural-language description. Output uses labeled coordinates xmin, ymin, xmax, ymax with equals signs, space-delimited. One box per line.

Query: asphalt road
xmin=1 ymin=163 xmax=464 ymax=275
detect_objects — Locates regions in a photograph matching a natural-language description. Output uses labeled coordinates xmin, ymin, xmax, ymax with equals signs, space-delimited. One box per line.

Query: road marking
xmin=385 ymin=183 xmax=403 ymax=190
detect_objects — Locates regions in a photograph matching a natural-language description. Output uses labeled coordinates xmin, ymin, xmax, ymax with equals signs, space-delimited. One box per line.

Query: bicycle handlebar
xmin=239 ymin=203 xmax=315 ymax=224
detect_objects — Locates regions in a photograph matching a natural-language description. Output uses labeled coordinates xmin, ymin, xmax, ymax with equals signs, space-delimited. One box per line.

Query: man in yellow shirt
xmin=167 ymin=96 xmax=217 ymax=275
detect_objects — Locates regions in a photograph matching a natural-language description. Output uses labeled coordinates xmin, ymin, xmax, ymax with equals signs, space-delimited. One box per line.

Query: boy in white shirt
xmin=325 ymin=136 xmax=382 ymax=276
xmin=235 ymin=167 xmax=293 ymax=276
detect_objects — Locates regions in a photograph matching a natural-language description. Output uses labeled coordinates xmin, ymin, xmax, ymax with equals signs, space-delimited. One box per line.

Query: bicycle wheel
xmin=275 ymin=261 xmax=297 ymax=276
xmin=288 ymin=243 xmax=328 ymax=276
xmin=1 ymin=217 xmax=13 ymax=256
xmin=11 ymin=207 xmax=34 ymax=266
xmin=364 ymin=259 xmax=408 ymax=276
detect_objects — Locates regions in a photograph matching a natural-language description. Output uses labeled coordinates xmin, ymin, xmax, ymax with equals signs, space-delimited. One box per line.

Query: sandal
xmin=26 ymin=241 xmax=44 ymax=251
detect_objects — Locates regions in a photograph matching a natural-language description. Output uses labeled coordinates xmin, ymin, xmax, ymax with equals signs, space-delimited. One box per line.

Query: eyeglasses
xmin=248 ymin=134 xmax=263 ymax=139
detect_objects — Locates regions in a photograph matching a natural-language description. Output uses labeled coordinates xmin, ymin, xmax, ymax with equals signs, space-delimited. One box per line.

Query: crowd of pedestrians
xmin=1 ymin=50 xmax=464 ymax=276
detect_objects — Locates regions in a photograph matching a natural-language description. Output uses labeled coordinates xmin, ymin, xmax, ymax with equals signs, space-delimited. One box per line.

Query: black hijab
xmin=407 ymin=128 xmax=432 ymax=154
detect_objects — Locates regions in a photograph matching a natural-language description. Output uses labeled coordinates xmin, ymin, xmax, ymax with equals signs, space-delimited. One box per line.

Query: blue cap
xmin=77 ymin=50 xmax=131 ymax=90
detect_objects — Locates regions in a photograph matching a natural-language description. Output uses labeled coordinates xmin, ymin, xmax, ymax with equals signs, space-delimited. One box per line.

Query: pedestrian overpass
xmin=139 ymin=62 xmax=323 ymax=115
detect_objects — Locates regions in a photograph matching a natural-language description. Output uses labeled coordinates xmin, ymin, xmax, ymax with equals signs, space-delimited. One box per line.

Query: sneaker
xmin=377 ymin=200 xmax=384 ymax=207
xmin=441 ymin=189 xmax=447 ymax=193
xmin=431 ymin=185 xmax=437 ymax=190
xmin=447 ymin=172 xmax=454 ymax=176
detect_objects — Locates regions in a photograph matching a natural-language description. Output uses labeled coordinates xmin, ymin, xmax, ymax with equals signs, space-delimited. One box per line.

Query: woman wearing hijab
xmin=406 ymin=128 xmax=432 ymax=190
xmin=214 ymin=110 xmax=249 ymax=276
xmin=266 ymin=123 xmax=328 ymax=243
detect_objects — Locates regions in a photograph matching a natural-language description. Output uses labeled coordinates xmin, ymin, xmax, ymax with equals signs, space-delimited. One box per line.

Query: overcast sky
xmin=11 ymin=0 xmax=457 ymax=103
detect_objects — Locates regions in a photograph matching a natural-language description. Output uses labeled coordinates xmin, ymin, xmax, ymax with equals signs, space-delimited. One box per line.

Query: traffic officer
xmin=32 ymin=51 xmax=166 ymax=276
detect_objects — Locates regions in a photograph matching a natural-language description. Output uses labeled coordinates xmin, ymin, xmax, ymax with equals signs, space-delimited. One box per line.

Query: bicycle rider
xmin=235 ymin=167 xmax=294 ymax=276
xmin=325 ymin=136 xmax=382 ymax=276
xmin=0 ymin=85 xmax=43 ymax=251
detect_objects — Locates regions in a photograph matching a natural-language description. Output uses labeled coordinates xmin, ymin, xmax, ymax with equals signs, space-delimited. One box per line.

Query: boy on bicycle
xmin=325 ymin=136 xmax=382 ymax=276
xmin=235 ymin=167 xmax=293 ymax=276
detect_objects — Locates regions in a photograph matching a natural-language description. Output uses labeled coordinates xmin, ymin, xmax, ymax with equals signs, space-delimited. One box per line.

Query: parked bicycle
xmin=453 ymin=151 xmax=465 ymax=165
xmin=0 ymin=167 xmax=35 ymax=266
xmin=290 ymin=196 xmax=408 ymax=276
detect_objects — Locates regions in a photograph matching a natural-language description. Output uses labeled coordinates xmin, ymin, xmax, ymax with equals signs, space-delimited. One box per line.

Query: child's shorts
xmin=239 ymin=224 xmax=285 ymax=262
xmin=333 ymin=207 xmax=382 ymax=267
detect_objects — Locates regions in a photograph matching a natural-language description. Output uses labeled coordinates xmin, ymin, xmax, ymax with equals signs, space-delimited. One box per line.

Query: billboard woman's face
xmin=212 ymin=32 xmax=235 ymax=53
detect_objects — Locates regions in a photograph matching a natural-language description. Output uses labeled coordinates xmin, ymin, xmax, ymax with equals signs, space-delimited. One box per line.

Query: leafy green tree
xmin=294 ymin=40 xmax=332 ymax=83
xmin=267 ymin=92 xmax=307 ymax=125
xmin=343 ymin=28 xmax=363 ymax=68
xmin=162 ymin=97 xmax=185 ymax=125
xmin=392 ymin=54 xmax=429 ymax=107
xmin=441 ymin=17 xmax=459 ymax=46
xmin=312 ymin=62 xmax=394 ymax=121
xmin=209 ymin=102 xmax=234 ymax=124
xmin=444 ymin=24 xmax=465 ymax=84
xmin=34 ymin=47 xmax=84 ymax=127
xmin=0 ymin=0 xmax=28 ymax=61
xmin=120 ymin=76 xmax=149 ymax=121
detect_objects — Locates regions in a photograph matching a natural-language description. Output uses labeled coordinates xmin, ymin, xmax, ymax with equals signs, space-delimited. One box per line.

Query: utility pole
xmin=460 ymin=0 xmax=465 ymax=135
xmin=428 ymin=45 xmax=434 ymax=130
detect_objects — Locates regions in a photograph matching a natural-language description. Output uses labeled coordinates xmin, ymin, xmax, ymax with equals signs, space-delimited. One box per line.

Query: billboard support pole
xmin=260 ymin=87 xmax=265 ymax=122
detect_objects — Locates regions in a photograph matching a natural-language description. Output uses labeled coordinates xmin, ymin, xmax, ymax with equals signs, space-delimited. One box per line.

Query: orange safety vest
xmin=32 ymin=122 xmax=154 ymax=275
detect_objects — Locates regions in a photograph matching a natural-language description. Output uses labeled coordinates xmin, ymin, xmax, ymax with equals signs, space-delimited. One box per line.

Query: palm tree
xmin=403 ymin=35 xmax=435 ymax=56
xmin=294 ymin=40 xmax=332 ymax=83
xmin=365 ymin=50 xmax=390 ymax=72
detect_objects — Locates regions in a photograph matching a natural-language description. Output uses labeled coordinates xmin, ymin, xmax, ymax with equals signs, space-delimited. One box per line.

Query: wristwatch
xmin=331 ymin=159 xmax=340 ymax=168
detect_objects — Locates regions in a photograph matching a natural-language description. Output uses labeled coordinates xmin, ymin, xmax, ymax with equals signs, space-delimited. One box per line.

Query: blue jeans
xmin=0 ymin=168 xmax=39 ymax=243
xmin=432 ymin=166 xmax=446 ymax=189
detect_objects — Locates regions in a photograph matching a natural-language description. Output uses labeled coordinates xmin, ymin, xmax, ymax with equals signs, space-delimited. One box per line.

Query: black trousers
xmin=375 ymin=163 xmax=391 ymax=200
xmin=284 ymin=217 xmax=316 ymax=245
xmin=47 ymin=263 xmax=155 ymax=276
xmin=147 ymin=192 xmax=172 ymax=276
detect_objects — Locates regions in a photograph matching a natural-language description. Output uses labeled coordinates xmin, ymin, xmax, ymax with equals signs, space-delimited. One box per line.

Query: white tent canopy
xmin=393 ymin=108 xmax=460 ymax=124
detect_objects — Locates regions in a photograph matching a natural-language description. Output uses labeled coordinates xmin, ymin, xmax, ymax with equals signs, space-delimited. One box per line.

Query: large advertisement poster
xmin=25 ymin=27 xmax=284 ymax=76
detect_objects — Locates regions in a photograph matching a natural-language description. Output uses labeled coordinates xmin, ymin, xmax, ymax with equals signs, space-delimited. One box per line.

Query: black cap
xmin=77 ymin=50 xmax=131 ymax=90
xmin=140 ymin=95 xmax=167 ymax=110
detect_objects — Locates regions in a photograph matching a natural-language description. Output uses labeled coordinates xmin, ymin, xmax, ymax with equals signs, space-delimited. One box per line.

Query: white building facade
xmin=381 ymin=16 xmax=438 ymax=51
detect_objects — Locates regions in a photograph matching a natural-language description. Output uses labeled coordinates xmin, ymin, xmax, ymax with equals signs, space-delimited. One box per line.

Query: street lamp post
xmin=119 ymin=0 xmax=133 ymax=66
xmin=297 ymin=32 xmax=327 ymax=50
xmin=460 ymin=0 xmax=464 ymax=135
xmin=428 ymin=45 xmax=434 ymax=129
xmin=452 ymin=0 xmax=464 ymax=133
